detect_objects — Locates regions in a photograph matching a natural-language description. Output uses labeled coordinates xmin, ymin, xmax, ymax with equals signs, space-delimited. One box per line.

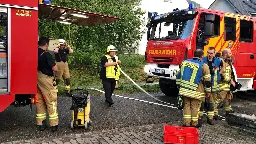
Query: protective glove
xmin=53 ymin=80 xmax=57 ymax=86
xmin=221 ymin=74 xmax=224 ymax=81
xmin=53 ymin=48 xmax=59 ymax=54
xmin=177 ymin=95 xmax=184 ymax=110
xmin=205 ymin=92 xmax=210 ymax=98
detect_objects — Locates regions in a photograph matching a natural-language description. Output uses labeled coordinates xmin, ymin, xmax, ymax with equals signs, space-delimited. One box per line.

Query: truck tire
xmin=159 ymin=78 xmax=178 ymax=97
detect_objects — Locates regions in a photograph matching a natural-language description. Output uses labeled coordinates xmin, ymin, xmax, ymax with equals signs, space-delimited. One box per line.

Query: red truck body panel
xmin=10 ymin=8 xmax=38 ymax=94
xmin=0 ymin=0 xmax=120 ymax=112
xmin=146 ymin=39 xmax=188 ymax=65
xmin=0 ymin=1 xmax=38 ymax=112
xmin=0 ymin=0 xmax=38 ymax=7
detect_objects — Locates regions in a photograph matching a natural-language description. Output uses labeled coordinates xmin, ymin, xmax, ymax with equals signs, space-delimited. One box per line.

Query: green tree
xmin=39 ymin=0 xmax=144 ymax=73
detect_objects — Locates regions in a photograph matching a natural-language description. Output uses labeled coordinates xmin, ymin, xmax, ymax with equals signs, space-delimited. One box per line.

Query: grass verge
xmin=56 ymin=54 xmax=160 ymax=96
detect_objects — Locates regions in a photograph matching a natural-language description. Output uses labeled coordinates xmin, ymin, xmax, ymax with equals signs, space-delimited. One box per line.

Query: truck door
xmin=235 ymin=19 xmax=256 ymax=67
xmin=195 ymin=13 xmax=222 ymax=55
xmin=222 ymin=16 xmax=236 ymax=53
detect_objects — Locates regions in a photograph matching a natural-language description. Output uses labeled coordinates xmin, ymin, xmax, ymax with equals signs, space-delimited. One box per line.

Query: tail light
xmin=31 ymin=98 xmax=35 ymax=104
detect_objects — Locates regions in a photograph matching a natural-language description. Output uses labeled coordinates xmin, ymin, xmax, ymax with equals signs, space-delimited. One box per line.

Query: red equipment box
xmin=164 ymin=125 xmax=199 ymax=144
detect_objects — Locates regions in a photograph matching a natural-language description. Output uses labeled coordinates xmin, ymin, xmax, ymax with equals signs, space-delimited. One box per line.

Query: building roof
xmin=38 ymin=4 xmax=120 ymax=26
xmin=209 ymin=0 xmax=256 ymax=16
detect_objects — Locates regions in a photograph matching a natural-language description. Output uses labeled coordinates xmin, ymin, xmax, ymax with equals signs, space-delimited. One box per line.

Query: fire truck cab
xmin=0 ymin=0 xmax=119 ymax=112
xmin=144 ymin=4 xmax=256 ymax=96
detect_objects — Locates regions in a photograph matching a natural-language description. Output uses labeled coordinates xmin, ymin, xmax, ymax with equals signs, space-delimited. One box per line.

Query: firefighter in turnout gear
xmin=199 ymin=47 xmax=224 ymax=125
xmin=37 ymin=37 xmax=59 ymax=132
xmin=100 ymin=45 xmax=121 ymax=107
xmin=176 ymin=49 xmax=211 ymax=128
xmin=218 ymin=48 xmax=235 ymax=115
xmin=53 ymin=39 xmax=73 ymax=96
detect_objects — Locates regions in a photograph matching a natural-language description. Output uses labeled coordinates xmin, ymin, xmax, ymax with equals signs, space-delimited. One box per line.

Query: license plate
xmin=155 ymin=68 xmax=165 ymax=74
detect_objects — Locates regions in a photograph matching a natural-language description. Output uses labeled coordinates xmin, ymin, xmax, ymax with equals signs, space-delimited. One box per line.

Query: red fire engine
xmin=0 ymin=0 xmax=119 ymax=112
xmin=144 ymin=4 xmax=256 ymax=96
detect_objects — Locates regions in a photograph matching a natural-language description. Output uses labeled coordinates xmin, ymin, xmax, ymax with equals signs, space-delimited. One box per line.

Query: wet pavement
xmin=0 ymin=91 xmax=256 ymax=144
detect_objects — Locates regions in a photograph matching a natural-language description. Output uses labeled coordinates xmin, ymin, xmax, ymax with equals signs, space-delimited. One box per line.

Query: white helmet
xmin=107 ymin=45 xmax=117 ymax=52
xmin=59 ymin=39 xmax=66 ymax=45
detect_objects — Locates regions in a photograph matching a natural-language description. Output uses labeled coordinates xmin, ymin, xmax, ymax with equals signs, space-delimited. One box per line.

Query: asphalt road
xmin=0 ymin=91 xmax=256 ymax=144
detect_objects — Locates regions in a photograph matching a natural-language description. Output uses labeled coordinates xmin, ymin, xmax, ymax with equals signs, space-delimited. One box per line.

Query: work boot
xmin=226 ymin=110 xmax=235 ymax=116
xmin=213 ymin=115 xmax=222 ymax=120
xmin=207 ymin=118 xmax=214 ymax=125
xmin=191 ymin=123 xmax=201 ymax=128
xmin=51 ymin=125 xmax=58 ymax=132
xmin=38 ymin=120 xmax=47 ymax=131
xmin=194 ymin=124 xmax=202 ymax=128
xmin=197 ymin=118 xmax=203 ymax=127
xmin=182 ymin=123 xmax=190 ymax=127
xmin=105 ymin=100 xmax=114 ymax=107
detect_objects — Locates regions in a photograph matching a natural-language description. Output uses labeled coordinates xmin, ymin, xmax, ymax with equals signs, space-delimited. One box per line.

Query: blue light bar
xmin=151 ymin=12 xmax=158 ymax=18
xmin=154 ymin=14 xmax=164 ymax=20
xmin=189 ymin=3 xmax=194 ymax=10
xmin=43 ymin=0 xmax=51 ymax=4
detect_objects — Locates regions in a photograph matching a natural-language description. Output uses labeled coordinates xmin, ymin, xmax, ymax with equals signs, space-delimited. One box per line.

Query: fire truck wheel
xmin=159 ymin=78 xmax=178 ymax=97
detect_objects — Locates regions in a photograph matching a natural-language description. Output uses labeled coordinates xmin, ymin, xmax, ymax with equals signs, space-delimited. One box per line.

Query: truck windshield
xmin=148 ymin=14 xmax=196 ymax=40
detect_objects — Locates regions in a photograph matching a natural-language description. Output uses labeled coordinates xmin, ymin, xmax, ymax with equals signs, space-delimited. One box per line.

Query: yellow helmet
xmin=107 ymin=45 xmax=117 ymax=52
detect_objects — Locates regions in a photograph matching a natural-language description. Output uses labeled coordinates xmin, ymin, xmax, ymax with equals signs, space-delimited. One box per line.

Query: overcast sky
xmin=193 ymin=0 xmax=215 ymax=8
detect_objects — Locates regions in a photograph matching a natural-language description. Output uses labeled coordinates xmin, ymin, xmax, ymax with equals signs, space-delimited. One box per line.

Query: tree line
xmin=39 ymin=0 xmax=144 ymax=72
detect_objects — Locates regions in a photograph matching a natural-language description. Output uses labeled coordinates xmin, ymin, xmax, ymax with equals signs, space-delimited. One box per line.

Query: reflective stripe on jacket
xmin=105 ymin=55 xmax=117 ymax=79
xmin=176 ymin=58 xmax=209 ymax=99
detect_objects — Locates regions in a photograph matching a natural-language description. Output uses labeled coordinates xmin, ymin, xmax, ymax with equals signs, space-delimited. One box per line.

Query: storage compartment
xmin=236 ymin=53 xmax=256 ymax=67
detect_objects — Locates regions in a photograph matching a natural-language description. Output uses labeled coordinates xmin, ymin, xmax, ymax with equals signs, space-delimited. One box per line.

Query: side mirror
xmin=147 ymin=30 xmax=150 ymax=40
xmin=204 ymin=22 xmax=214 ymax=37
xmin=198 ymin=38 xmax=203 ymax=43
xmin=197 ymin=38 xmax=208 ymax=46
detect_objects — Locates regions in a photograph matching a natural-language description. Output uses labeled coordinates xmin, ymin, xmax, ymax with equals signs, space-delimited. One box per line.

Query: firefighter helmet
xmin=59 ymin=39 xmax=66 ymax=45
xmin=107 ymin=45 xmax=117 ymax=52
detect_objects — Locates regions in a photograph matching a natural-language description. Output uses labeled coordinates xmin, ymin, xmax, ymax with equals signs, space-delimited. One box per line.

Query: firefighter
xmin=100 ymin=45 xmax=121 ymax=107
xmin=198 ymin=47 xmax=224 ymax=125
xmin=176 ymin=49 xmax=211 ymax=128
xmin=37 ymin=37 xmax=59 ymax=132
xmin=53 ymin=39 xmax=73 ymax=96
xmin=218 ymin=48 xmax=235 ymax=115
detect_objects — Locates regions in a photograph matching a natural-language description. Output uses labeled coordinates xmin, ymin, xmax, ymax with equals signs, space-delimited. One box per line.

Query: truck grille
xmin=152 ymin=57 xmax=173 ymax=63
